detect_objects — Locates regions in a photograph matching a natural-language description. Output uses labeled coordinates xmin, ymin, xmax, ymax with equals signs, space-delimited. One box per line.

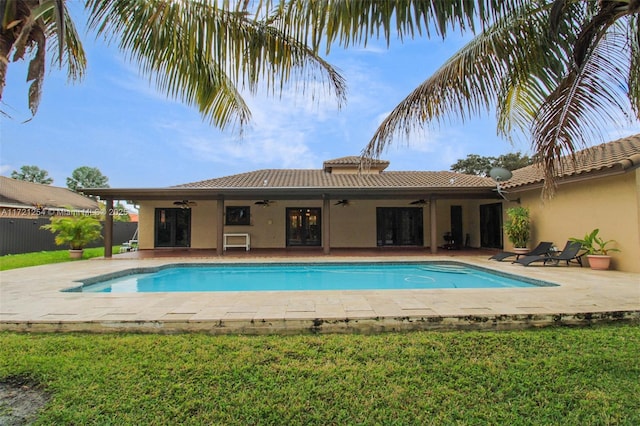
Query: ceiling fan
xmin=334 ymin=199 xmax=349 ymax=206
xmin=409 ymin=199 xmax=427 ymax=205
xmin=173 ymin=200 xmax=197 ymax=208
xmin=254 ymin=200 xmax=273 ymax=207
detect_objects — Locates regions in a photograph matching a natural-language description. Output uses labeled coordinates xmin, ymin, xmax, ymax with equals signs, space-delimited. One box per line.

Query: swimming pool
xmin=69 ymin=262 xmax=555 ymax=293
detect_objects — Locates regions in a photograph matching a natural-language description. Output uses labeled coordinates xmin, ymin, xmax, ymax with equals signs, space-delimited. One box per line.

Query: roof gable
xmin=322 ymin=156 xmax=390 ymax=174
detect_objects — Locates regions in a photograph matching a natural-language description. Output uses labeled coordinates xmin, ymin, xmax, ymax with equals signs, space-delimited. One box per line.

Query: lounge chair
xmin=515 ymin=241 xmax=584 ymax=267
xmin=489 ymin=241 xmax=553 ymax=262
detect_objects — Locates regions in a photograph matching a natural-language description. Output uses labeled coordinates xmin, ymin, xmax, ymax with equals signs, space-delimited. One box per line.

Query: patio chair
xmin=488 ymin=241 xmax=553 ymax=262
xmin=515 ymin=241 xmax=584 ymax=267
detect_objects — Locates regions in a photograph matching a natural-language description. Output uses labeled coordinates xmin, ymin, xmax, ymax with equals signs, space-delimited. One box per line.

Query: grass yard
xmin=0 ymin=247 xmax=120 ymax=271
xmin=1 ymin=325 xmax=639 ymax=425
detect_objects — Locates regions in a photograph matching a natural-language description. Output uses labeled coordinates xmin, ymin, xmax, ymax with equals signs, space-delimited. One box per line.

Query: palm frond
xmin=496 ymin=1 xmax=584 ymax=140
xmin=85 ymin=0 xmax=346 ymax=130
xmin=362 ymin=1 xmax=558 ymax=159
xmin=532 ymin=23 xmax=632 ymax=197
xmin=273 ymin=0 xmax=531 ymax=53
xmin=58 ymin=9 xmax=86 ymax=82
xmin=627 ymin=15 xmax=640 ymax=118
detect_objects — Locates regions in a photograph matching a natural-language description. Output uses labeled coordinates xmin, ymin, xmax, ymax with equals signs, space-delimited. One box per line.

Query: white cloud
xmin=0 ymin=164 xmax=13 ymax=175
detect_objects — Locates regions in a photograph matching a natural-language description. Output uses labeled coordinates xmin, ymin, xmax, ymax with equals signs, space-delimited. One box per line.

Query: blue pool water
xmin=71 ymin=263 xmax=554 ymax=293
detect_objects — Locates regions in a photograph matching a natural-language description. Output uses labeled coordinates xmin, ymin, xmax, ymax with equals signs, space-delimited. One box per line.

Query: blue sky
xmin=2 ymin=5 xmax=639 ymax=189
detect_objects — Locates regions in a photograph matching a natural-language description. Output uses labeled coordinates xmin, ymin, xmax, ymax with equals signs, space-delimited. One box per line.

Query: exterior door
xmin=376 ymin=207 xmax=423 ymax=246
xmin=480 ymin=203 xmax=503 ymax=249
xmin=155 ymin=208 xmax=191 ymax=247
xmin=286 ymin=208 xmax=321 ymax=246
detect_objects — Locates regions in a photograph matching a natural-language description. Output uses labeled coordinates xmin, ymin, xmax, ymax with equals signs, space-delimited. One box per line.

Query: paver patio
xmin=1 ymin=251 xmax=638 ymax=334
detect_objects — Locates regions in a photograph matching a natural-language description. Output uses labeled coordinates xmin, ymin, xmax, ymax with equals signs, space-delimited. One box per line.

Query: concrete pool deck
xmin=1 ymin=252 xmax=639 ymax=334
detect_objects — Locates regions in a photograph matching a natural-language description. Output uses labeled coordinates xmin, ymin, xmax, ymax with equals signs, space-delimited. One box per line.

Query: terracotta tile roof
xmin=502 ymin=134 xmax=640 ymax=189
xmin=0 ymin=176 xmax=100 ymax=210
xmin=175 ymin=169 xmax=495 ymax=190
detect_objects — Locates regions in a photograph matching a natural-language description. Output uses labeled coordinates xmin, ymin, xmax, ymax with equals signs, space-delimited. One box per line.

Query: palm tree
xmin=0 ymin=0 xmax=346 ymax=129
xmin=367 ymin=1 xmax=640 ymax=196
xmin=276 ymin=0 xmax=640 ymax=196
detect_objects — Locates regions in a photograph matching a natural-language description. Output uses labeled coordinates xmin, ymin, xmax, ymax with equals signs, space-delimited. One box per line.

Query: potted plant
xmin=503 ymin=206 xmax=531 ymax=253
xmin=41 ymin=213 xmax=103 ymax=259
xmin=570 ymin=228 xmax=620 ymax=270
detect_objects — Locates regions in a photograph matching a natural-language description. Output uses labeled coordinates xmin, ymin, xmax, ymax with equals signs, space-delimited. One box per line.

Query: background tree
xmin=10 ymin=165 xmax=53 ymax=184
xmin=450 ymin=154 xmax=494 ymax=177
xmin=1 ymin=0 xmax=345 ymax=128
xmin=494 ymin=152 xmax=534 ymax=171
xmin=451 ymin=152 xmax=533 ymax=176
xmin=67 ymin=166 xmax=109 ymax=195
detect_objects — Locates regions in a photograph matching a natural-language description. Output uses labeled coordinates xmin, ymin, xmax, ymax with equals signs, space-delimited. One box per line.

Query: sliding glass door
xmin=376 ymin=207 xmax=423 ymax=246
xmin=155 ymin=208 xmax=191 ymax=247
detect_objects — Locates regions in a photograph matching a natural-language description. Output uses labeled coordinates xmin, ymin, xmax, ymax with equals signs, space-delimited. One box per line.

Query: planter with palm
xmin=570 ymin=229 xmax=620 ymax=270
xmin=503 ymin=206 xmax=531 ymax=253
xmin=41 ymin=214 xmax=103 ymax=259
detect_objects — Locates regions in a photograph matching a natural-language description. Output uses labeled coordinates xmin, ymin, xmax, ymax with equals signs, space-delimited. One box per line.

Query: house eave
xmin=82 ymin=186 xmax=498 ymax=202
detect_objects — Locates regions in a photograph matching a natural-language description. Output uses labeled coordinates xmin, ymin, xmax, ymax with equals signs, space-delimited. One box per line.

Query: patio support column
xmin=430 ymin=197 xmax=438 ymax=254
xmin=323 ymin=196 xmax=330 ymax=254
xmin=216 ymin=198 xmax=224 ymax=256
xmin=104 ymin=198 xmax=113 ymax=258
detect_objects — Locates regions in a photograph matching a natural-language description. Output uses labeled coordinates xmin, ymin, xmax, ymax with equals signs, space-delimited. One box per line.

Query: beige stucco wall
xmin=138 ymin=201 xmax=218 ymax=249
xmin=513 ymin=170 xmax=640 ymax=272
xmin=138 ymin=198 xmax=498 ymax=251
xmin=329 ymin=199 xmax=430 ymax=247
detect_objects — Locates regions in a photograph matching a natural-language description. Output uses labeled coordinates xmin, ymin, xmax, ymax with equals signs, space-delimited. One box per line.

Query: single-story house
xmin=0 ymin=176 xmax=100 ymax=217
xmin=85 ymin=134 xmax=640 ymax=272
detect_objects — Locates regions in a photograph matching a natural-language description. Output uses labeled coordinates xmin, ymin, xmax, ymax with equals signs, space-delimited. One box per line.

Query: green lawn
xmin=0 ymin=247 xmax=120 ymax=271
xmin=1 ymin=325 xmax=639 ymax=425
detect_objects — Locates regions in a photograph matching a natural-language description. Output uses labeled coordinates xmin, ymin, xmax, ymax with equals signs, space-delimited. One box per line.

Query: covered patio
xmin=88 ymin=187 xmax=502 ymax=259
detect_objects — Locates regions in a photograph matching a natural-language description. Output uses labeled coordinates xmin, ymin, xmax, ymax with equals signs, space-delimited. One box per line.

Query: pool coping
xmin=1 ymin=254 xmax=639 ymax=334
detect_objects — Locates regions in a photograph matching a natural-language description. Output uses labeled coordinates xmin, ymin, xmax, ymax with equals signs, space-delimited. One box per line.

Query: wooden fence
xmin=0 ymin=218 xmax=138 ymax=256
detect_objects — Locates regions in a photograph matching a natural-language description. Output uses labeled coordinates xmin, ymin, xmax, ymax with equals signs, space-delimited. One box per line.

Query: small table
xmin=223 ymin=233 xmax=250 ymax=251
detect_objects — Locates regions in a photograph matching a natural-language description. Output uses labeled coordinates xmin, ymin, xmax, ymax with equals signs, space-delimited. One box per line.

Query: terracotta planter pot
xmin=69 ymin=249 xmax=84 ymax=259
xmin=513 ymin=247 xmax=529 ymax=255
xmin=587 ymin=255 xmax=611 ymax=270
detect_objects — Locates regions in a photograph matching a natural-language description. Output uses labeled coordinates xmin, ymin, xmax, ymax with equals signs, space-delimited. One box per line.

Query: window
xmin=226 ymin=206 xmax=250 ymax=225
